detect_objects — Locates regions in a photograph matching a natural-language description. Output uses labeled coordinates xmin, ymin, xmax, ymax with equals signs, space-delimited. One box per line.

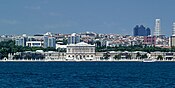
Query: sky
xmin=0 ymin=0 xmax=175 ymax=36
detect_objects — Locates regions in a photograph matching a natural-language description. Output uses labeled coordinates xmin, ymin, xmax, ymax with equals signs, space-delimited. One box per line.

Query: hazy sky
xmin=0 ymin=0 xmax=175 ymax=36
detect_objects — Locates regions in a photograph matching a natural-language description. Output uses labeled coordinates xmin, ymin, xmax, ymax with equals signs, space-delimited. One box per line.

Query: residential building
xmin=15 ymin=37 xmax=27 ymax=47
xmin=0 ymin=37 xmax=12 ymax=42
xmin=44 ymin=36 xmax=56 ymax=48
xmin=144 ymin=36 xmax=156 ymax=46
xmin=68 ymin=33 xmax=80 ymax=44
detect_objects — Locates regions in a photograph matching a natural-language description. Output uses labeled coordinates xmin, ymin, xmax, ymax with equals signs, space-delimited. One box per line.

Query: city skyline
xmin=0 ymin=0 xmax=175 ymax=36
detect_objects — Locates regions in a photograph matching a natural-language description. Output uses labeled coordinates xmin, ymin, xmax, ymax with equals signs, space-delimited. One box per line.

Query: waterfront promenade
xmin=1 ymin=59 xmax=175 ymax=62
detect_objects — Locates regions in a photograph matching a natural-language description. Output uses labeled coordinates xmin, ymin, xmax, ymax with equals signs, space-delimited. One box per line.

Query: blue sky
xmin=0 ymin=0 xmax=175 ymax=36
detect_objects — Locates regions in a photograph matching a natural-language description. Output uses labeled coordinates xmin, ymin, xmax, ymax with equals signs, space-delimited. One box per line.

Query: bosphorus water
xmin=0 ymin=62 xmax=175 ymax=87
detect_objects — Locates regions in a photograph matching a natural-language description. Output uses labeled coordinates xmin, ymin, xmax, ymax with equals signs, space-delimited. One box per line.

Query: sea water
xmin=0 ymin=62 xmax=175 ymax=88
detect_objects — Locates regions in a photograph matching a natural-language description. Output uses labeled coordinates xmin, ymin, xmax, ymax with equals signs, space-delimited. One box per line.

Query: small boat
xmin=143 ymin=58 xmax=156 ymax=62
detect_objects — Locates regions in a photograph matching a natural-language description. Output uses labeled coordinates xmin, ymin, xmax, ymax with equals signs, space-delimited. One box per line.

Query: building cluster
xmin=133 ymin=25 xmax=151 ymax=36
xmin=15 ymin=33 xmax=56 ymax=48
xmin=0 ymin=35 xmax=14 ymax=42
xmin=1 ymin=19 xmax=175 ymax=60
xmin=0 ymin=19 xmax=173 ymax=49
xmin=6 ymin=50 xmax=175 ymax=61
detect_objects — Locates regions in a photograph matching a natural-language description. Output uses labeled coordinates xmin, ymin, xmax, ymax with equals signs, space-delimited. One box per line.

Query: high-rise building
xmin=44 ymin=36 xmax=56 ymax=48
xmin=172 ymin=22 xmax=175 ymax=35
xmin=170 ymin=22 xmax=175 ymax=47
xmin=133 ymin=25 xmax=139 ymax=36
xmin=68 ymin=33 xmax=80 ymax=44
xmin=15 ymin=37 xmax=27 ymax=47
xmin=133 ymin=25 xmax=151 ymax=36
xmin=146 ymin=28 xmax=151 ymax=36
xmin=170 ymin=36 xmax=175 ymax=47
xmin=44 ymin=36 xmax=48 ymax=48
xmin=154 ymin=19 xmax=161 ymax=36
xmin=48 ymin=37 xmax=56 ymax=48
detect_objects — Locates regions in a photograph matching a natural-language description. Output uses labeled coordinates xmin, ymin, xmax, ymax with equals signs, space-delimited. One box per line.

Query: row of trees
xmin=13 ymin=52 xmax=45 ymax=60
xmin=101 ymin=51 xmax=164 ymax=60
xmin=0 ymin=40 xmax=66 ymax=59
xmin=96 ymin=45 xmax=172 ymax=52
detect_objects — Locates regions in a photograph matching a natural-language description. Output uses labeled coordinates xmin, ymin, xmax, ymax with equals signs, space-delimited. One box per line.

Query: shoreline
xmin=1 ymin=59 xmax=175 ymax=62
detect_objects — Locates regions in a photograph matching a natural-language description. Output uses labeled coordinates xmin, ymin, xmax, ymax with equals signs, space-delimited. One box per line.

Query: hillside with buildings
xmin=1 ymin=19 xmax=175 ymax=61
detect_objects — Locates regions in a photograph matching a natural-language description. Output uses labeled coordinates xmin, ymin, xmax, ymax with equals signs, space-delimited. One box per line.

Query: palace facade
xmin=66 ymin=42 xmax=95 ymax=61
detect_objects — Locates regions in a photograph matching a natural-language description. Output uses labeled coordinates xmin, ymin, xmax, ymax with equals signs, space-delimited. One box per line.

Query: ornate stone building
xmin=66 ymin=42 xmax=95 ymax=61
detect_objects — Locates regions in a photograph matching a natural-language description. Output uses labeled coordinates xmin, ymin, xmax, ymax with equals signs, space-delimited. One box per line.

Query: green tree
xmin=102 ymin=52 xmax=110 ymax=60
xmin=157 ymin=55 xmax=163 ymax=60
xmin=126 ymin=54 xmax=132 ymax=59
xmin=44 ymin=47 xmax=57 ymax=51
xmin=0 ymin=40 xmax=58 ymax=59
xmin=136 ymin=52 xmax=141 ymax=59
xmin=113 ymin=54 xmax=121 ymax=60
xmin=95 ymin=41 xmax=101 ymax=47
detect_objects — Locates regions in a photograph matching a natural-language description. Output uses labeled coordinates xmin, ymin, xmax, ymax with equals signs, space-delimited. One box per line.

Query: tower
xmin=172 ymin=22 xmax=175 ymax=35
xmin=133 ymin=25 xmax=139 ymax=36
xmin=154 ymin=19 xmax=161 ymax=36
xmin=170 ymin=22 xmax=175 ymax=47
xmin=146 ymin=28 xmax=151 ymax=36
xmin=133 ymin=25 xmax=151 ymax=36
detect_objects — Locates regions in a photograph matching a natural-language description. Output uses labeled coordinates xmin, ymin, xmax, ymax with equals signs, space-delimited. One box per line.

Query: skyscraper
xmin=170 ymin=36 xmax=175 ymax=47
xmin=146 ymin=28 xmax=151 ymax=36
xmin=170 ymin=22 xmax=175 ymax=47
xmin=154 ymin=19 xmax=161 ymax=36
xmin=133 ymin=25 xmax=139 ymax=36
xmin=172 ymin=22 xmax=175 ymax=35
xmin=133 ymin=25 xmax=151 ymax=36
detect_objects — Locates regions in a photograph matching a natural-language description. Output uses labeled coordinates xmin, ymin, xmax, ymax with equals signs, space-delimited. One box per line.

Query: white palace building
xmin=66 ymin=42 xmax=96 ymax=61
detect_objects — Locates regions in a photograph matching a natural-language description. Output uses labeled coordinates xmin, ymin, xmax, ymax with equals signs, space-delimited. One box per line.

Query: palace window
xmin=91 ymin=48 xmax=93 ymax=52
xmin=68 ymin=49 xmax=70 ymax=52
xmin=72 ymin=49 xmax=75 ymax=53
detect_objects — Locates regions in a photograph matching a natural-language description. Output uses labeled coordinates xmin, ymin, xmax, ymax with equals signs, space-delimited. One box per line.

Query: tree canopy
xmin=96 ymin=45 xmax=171 ymax=52
xmin=0 ymin=40 xmax=59 ymax=59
